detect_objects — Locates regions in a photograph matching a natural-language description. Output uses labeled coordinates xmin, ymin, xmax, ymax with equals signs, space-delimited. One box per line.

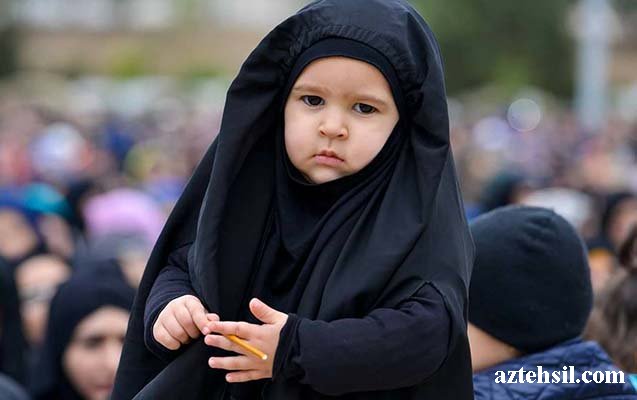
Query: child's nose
xmin=319 ymin=114 xmax=349 ymax=140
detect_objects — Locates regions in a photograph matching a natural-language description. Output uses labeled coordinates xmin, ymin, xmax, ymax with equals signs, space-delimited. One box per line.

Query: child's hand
xmin=203 ymin=298 xmax=288 ymax=383
xmin=153 ymin=294 xmax=219 ymax=350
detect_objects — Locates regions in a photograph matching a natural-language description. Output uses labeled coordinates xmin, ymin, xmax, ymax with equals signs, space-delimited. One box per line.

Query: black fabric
xmin=469 ymin=205 xmax=593 ymax=353
xmin=64 ymin=178 xmax=99 ymax=233
xmin=274 ymin=37 xmax=407 ymax=260
xmin=113 ymin=1 xmax=474 ymax=399
xmin=143 ymin=244 xmax=197 ymax=361
xmin=478 ymin=170 xmax=528 ymax=213
xmin=31 ymin=271 xmax=135 ymax=400
xmin=141 ymin=244 xmax=451 ymax=398
xmin=269 ymin=284 xmax=450 ymax=396
xmin=0 ymin=258 xmax=27 ymax=385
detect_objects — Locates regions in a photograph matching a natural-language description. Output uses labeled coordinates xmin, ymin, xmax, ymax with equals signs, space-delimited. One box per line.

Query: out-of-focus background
xmin=0 ymin=0 xmax=636 ymax=398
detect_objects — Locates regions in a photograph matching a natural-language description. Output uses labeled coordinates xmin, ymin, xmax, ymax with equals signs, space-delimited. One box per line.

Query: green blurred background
xmin=2 ymin=0 xmax=636 ymax=100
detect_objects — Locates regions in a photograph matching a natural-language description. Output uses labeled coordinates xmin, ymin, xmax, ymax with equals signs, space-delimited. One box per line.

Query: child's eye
xmin=78 ymin=335 xmax=105 ymax=350
xmin=354 ymin=103 xmax=377 ymax=114
xmin=301 ymin=95 xmax=324 ymax=107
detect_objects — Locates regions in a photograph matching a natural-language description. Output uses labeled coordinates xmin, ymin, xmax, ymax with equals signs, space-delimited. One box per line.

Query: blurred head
xmin=468 ymin=206 xmax=593 ymax=369
xmin=585 ymin=224 xmax=637 ymax=373
xmin=82 ymin=188 xmax=165 ymax=248
xmin=478 ymin=171 xmax=533 ymax=213
xmin=32 ymin=272 xmax=134 ymax=400
xmin=62 ymin=306 xmax=129 ymax=400
xmin=0 ymin=208 xmax=39 ymax=262
xmin=82 ymin=233 xmax=151 ymax=289
xmin=601 ymin=192 xmax=637 ymax=252
xmin=14 ymin=254 xmax=71 ymax=346
xmin=21 ymin=182 xmax=76 ymax=259
xmin=284 ymin=56 xmax=399 ymax=184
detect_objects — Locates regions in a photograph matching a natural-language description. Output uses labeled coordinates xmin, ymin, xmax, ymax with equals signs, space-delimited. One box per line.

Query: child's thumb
xmin=249 ymin=298 xmax=281 ymax=324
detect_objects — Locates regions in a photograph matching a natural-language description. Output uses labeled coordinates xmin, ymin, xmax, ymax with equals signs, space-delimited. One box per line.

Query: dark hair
xmin=585 ymin=224 xmax=637 ymax=372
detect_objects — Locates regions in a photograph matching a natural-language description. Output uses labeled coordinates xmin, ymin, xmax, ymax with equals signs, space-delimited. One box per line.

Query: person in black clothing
xmin=30 ymin=271 xmax=134 ymax=400
xmin=113 ymin=1 xmax=475 ymax=399
xmin=469 ymin=206 xmax=636 ymax=399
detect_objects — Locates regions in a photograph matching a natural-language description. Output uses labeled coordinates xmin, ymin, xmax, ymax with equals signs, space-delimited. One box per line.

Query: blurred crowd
xmin=0 ymin=76 xmax=636 ymax=399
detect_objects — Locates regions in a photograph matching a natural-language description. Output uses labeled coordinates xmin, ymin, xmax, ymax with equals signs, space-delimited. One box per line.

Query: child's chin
xmin=307 ymin=170 xmax=348 ymax=185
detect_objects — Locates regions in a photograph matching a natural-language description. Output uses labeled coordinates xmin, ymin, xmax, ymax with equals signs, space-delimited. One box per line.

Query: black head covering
xmin=0 ymin=258 xmax=27 ymax=384
xmin=64 ymin=178 xmax=100 ymax=233
xmin=31 ymin=272 xmax=134 ymax=400
xmin=114 ymin=1 xmax=474 ymax=399
xmin=478 ymin=170 xmax=529 ymax=213
xmin=469 ymin=206 xmax=593 ymax=353
xmin=275 ymin=37 xmax=407 ymax=260
xmin=588 ymin=191 xmax=637 ymax=254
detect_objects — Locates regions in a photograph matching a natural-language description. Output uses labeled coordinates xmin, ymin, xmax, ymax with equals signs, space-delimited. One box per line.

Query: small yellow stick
xmin=224 ymin=334 xmax=268 ymax=361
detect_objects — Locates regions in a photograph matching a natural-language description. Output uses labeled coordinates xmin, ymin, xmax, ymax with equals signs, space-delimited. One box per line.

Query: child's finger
xmin=208 ymin=355 xmax=255 ymax=371
xmin=204 ymin=334 xmax=250 ymax=357
xmin=154 ymin=323 xmax=181 ymax=350
xmin=184 ymin=297 xmax=209 ymax=334
xmin=201 ymin=314 xmax=220 ymax=335
xmin=206 ymin=321 xmax=258 ymax=339
xmin=225 ymin=370 xmax=270 ymax=383
xmin=175 ymin=305 xmax=201 ymax=339
xmin=163 ymin=314 xmax=191 ymax=343
xmin=185 ymin=297 xmax=208 ymax=339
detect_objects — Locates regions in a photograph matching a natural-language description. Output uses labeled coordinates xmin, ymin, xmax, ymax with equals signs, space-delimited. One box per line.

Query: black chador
xmin=113 ymin=1 xmax=475 ymax=399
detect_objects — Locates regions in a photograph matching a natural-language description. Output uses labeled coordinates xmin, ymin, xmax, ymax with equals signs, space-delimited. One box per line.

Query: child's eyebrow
xmin=292 ymin=84 xmax=391 ymax=109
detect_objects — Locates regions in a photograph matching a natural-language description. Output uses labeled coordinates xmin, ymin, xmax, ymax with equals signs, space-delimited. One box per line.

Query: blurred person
xmin=575 ymin=135 xmax=629 ymax=194
xmin=75 ymin=233 xmax=152 ymax=289
xmin=599 ymin=192 xmax=637 ymax=253
xmin=477 ymin=170 xmax=534 ymax=215
xmin=0 ymin=190 xmax=46 ymax=269
xmin=588 ymin=191 xmax=637 ymax=292
xmin=114 ymin=1 xmax=474 ymax=399
xmin=79 ymin=188 xmax=165 ymax=288
xmin=142 ymin=177 xmax=185 ymax=215
xmin=22 ymin=183 xmax=77 ymax=261
xmin=63 ymin=179 xmax=101 ymax=235
xmin=585 ymin=224 xmax=637 ymax=390
xmin=13 ymin=255 xmax=72 ymax=347
xmin=0 ymin=258 xmax=27 ymax=385
xmin=468 ymin=206 xmax=636 ymax=398
xmin=28 ymin=122 xmax=93 ymax=187
xmin=30 ymin=271 xmax=134 ymax=400
xmin=81 ymin=188 xmax=165 ymax=250
xmin=522 ymin=187 xmax=594 ymax=234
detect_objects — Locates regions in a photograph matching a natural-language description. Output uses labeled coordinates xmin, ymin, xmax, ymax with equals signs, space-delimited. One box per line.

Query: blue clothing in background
xmin=473 ymin=339 xmax=637 ymax=399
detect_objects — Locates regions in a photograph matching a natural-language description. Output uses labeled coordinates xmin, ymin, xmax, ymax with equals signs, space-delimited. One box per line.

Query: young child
xmin=113 ymin=1 xmax=474 ymax=399
xmin=468 ymin=205 xmax=636 ymax=399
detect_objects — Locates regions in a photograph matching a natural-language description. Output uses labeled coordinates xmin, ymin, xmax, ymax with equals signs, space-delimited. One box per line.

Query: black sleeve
xmin=272 ymin=284 xmax=451 ymax=396
xmin=143 ymin=243 xmax=198 ymax=360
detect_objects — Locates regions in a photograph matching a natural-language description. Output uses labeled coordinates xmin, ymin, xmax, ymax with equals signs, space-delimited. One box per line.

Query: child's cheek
xmin=285 ymin=126 xmax=312 ymax=161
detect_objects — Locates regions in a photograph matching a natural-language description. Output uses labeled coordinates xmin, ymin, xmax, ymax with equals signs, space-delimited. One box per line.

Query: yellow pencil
xmin=224 ymin=334 xmax=268 ymax=361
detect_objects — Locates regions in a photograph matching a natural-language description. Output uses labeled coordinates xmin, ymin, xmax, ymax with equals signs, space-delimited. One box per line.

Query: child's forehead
xmin=298 ymin=56 xmax=382 ymax=77
xmin=291 ymin=57 xmax=393 ymax=95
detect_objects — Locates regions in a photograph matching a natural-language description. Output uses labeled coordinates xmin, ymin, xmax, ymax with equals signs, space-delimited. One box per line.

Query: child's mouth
xmin=314 ymin=154 xmax=344 ymax=166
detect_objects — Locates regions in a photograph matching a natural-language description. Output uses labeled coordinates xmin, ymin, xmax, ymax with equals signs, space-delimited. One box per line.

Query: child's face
xmin=284 ymin=57 xmax=399 ymax=184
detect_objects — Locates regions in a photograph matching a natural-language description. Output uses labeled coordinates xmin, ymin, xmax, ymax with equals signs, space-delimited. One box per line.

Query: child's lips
xmin=314 ymin=154 xmax=344 ymax=166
